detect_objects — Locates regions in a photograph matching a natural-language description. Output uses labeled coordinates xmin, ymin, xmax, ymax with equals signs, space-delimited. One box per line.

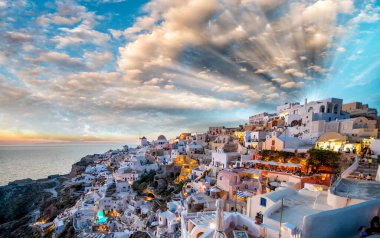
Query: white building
xmin=180 ymin=211 xmax=262 ymax=238
xmin=210 ymin=149 xmax=240 ymax=169
xmin=140 ymin=136 xmax=149 ymax=147
xmin=262 ymin=130 xmax=313 ymax=152
xmin=116 ymin=180 xmax=131 ymax=193
xmin=246 ymin=187 xmax=380 ymax=238
xmin=171 ymin=149 xmax=179 ymax=161
xmin=156 ymin=210 xmax=180 ymax=237
xmin=192 ymin=132 xmax=208 ymax=146
xmin=114 ymin=168 xmax=139 ymax=183
xmin=186 ymin=141 xmax=204 ymax=155
xmin=371 ymin=139 xmax=380 ymax=158
xmin=208 ymin=126 xmax=224 ymax=136
xmin=157 ymin=154 xmax=171 ymax=165
xmin=177 ymin=140 xmax=187 ymax=154
xmin=277 ymin=98 xmax=349 ymax=141
xmin=249 ymin=112 xmax=276 ymax=125
xmin=154 ymin=135 xmax=168 ymax=149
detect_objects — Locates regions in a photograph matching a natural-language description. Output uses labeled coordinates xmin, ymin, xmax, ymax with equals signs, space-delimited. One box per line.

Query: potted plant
xmin=255 ymin=212 xmax=263 ymax=224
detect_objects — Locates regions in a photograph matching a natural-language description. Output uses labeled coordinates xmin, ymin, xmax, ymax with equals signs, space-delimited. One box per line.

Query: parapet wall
xmin=341 ymin=156 xmax=358 ymax=178
xmin=327 ymin=184 xmax=365 ymax=208
xmin=302 ymin=200 xmax=380 ymax=238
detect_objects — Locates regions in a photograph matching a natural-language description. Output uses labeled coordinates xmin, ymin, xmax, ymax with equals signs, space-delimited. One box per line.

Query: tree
xmin=132 ymin=170 xmax=156 ymax=194
xmin=307 ymin=149 xmax=341 ymax=173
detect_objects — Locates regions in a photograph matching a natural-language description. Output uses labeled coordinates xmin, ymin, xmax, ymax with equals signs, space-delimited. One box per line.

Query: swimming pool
xmin=97 ymin=210 xmax=107 ymax=223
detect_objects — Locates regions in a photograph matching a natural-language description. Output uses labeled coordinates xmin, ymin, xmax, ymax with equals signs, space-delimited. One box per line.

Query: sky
xmin=0 ymin=0 xmax=380 ymax=144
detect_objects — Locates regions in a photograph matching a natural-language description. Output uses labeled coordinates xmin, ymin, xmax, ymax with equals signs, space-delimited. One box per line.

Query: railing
xmin=330 ymin=177 xmax=342 ymax=194
xmin=341 ymin=156 xmax=359 ymax=178
xmin=292 ymin=228 xmax=302 ymax=238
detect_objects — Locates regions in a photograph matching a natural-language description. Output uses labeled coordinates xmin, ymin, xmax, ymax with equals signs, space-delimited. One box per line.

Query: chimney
xmin=304 ymin=98 xmax=308 ymax=112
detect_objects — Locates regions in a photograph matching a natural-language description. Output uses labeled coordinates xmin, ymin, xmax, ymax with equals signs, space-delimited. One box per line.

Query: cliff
xmin=0 ymin=154 xmax=100 ymax=238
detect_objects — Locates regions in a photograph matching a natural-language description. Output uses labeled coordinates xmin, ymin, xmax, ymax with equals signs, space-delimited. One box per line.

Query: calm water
xmin=0 ymin=143 xmax=125 ymax=186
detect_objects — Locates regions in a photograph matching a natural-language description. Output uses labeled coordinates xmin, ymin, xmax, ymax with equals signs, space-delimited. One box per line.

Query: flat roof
xmin=333 ymin=178 xmax=380 ymax=200
xmin=184 ymin=212 xmax=217 ymax=226
xmin=269 ymin=190 xmax=332 ymax=228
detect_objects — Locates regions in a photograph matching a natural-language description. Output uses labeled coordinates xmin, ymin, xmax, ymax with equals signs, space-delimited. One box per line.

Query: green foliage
xmin=261 ymin=150 xmax=300 ymax=163
xmin=132 ymin=170 xmax=156 ymax=194
xmin=174 ymin=180 xmax=187 ymax=194
xmin=138 ymin=182 xmax=148 ymax=191
xmin=141 ymin=170 xmax=156 ymax=183
xmin=307 ymin=149 xmax=341 ymax=173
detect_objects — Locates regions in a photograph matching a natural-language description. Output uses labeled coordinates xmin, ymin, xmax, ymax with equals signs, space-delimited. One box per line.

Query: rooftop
xmin=183 ymin=211 xmax=217 ymax=226
xmin=332 ymin=178 xmax=380 ymax=200
xmin=269 ymin=189 xmax=332 ymax=228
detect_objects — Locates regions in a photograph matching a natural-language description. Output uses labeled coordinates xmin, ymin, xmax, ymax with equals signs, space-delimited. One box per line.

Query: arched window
xmin=333 ymin=104 xmax=338 ymax=114
xmin=308 ymin=107 xmax=314 ymax=113
xmin=327 ymin=104 xmax=332 ymax=113
xmin=320 ymin=105 xmax=325 ymax=113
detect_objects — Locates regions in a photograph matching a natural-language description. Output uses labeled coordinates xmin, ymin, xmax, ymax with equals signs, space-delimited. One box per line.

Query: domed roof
xmin=157 ymin=135 xmax=167 ymax=141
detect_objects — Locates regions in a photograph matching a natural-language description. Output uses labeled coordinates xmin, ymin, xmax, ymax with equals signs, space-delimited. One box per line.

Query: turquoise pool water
xmin=97 ymin=210 xmax=107 ymax=223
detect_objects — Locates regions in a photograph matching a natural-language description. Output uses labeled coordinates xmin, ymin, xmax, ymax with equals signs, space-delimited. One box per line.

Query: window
xmin=220 ymin=176 xmax=223 ymax=181
xmin=333 ymin=105 xmax=338 ymax=114
xmin=260 ymin=198 xmax=267 ymax=207
xmin=245 ymin=184 xmax=249 ymax=189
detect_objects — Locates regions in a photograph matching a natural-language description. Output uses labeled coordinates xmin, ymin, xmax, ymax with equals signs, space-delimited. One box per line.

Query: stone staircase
xmin=347 ymin=162 xmax=379 ymax=179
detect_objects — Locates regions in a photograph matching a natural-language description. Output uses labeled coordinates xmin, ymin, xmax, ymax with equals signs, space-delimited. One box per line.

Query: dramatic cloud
xmin=116 ymin=0 xmax=364 ymax=106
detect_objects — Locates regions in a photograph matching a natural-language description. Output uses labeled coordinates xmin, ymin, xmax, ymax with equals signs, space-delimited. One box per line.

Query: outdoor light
xmin=210 ymin=222 xmax=216 ymax=229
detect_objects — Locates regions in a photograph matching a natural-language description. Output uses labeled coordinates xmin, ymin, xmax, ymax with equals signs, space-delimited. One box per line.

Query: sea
xmin=0 ymin=142 xmax=127 ymax=186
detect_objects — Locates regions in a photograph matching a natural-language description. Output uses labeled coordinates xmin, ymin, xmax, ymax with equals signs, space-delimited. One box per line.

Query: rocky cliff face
xmin=0 ymin=154 xmax=100 ymax=238
xmin=0 ymin=179 xmax=57 ymax=237
xmin=69 ymin=154 xmax=103 ymax=177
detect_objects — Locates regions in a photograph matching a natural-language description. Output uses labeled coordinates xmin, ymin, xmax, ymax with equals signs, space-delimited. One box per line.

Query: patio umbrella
xmin=237 ymin=190 xmax=253 ymax=198
xmin=213 ymin=199 xmax=227 ymax=238
xmin=284 ymin=163 xmax=301 ymax=168
xmin=249 ymin=160 xmax=262 ymax=164
xmin=269 ymin=182 xmax=281 ymax=187
xmin=210 ymin=187 xmax=221 ymax=193
xmin=267 ymin=161 xmax=279 ymax=165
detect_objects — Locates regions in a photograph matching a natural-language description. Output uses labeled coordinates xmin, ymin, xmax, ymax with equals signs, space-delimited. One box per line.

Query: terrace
xmin=332 ymin=178 xmax=380 ymax=200
xmin=268 ymin=190 xmax=332 ymax=228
